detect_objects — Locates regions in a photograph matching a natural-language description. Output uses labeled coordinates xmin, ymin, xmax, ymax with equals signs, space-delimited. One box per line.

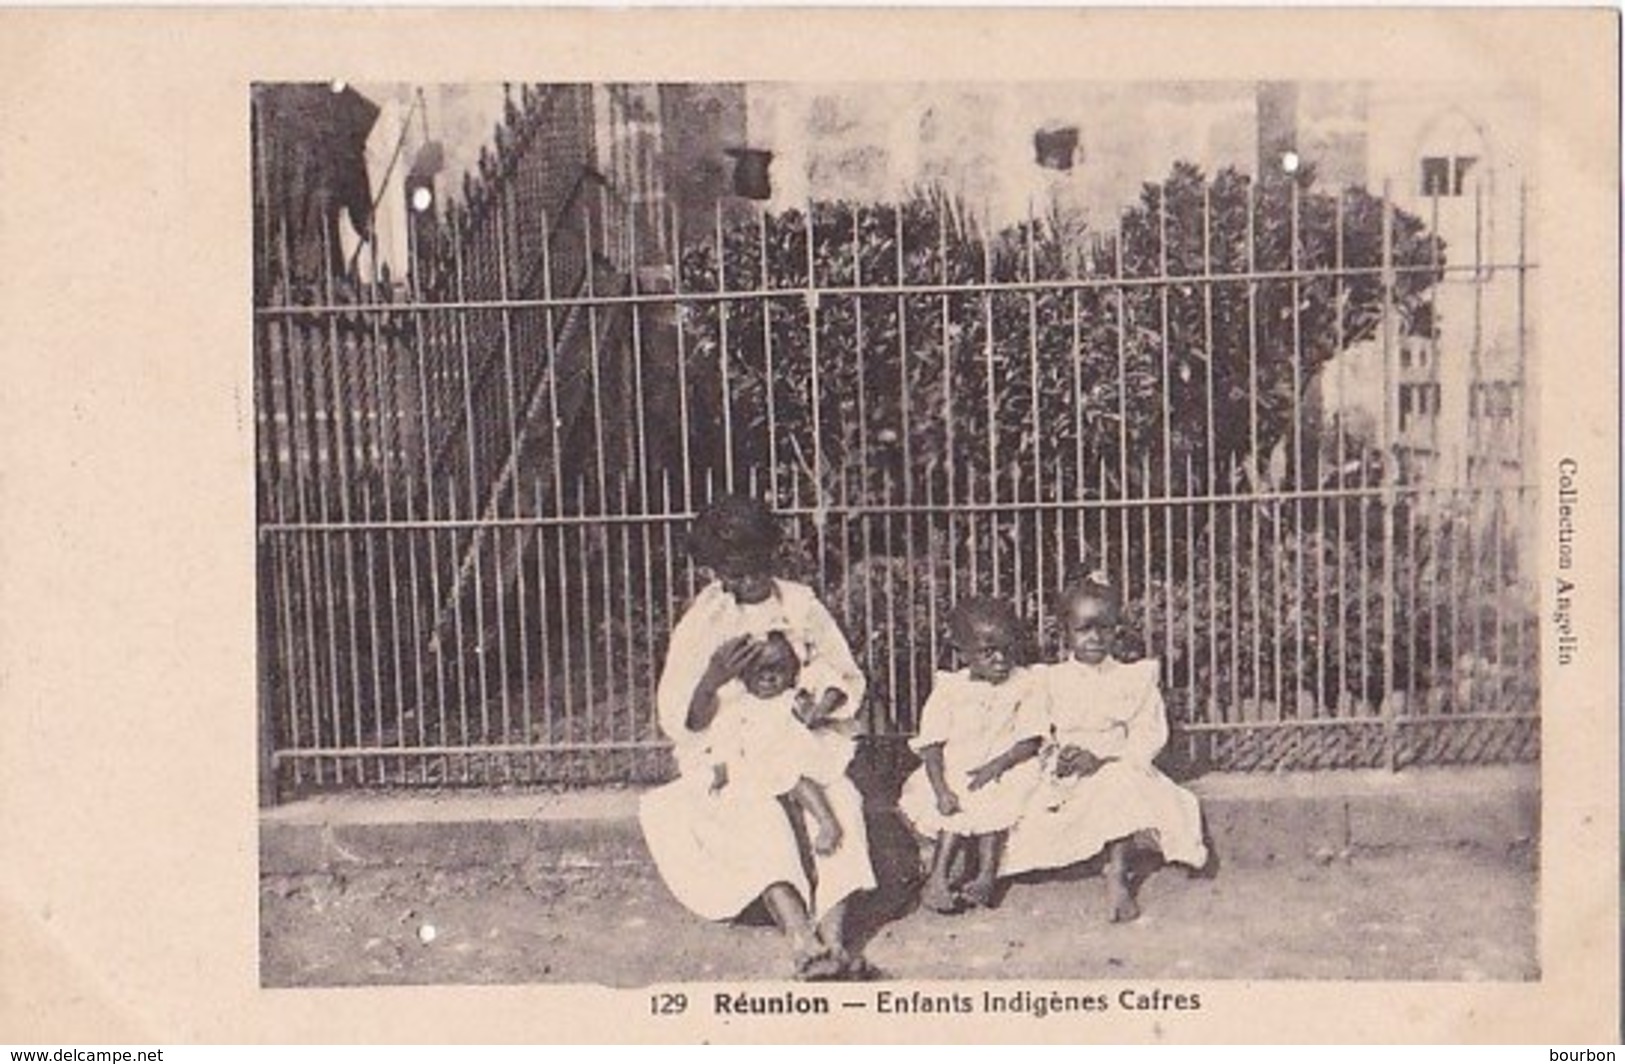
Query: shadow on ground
xmin=259 ymin=744 xmax=1537 ymax=990
xmin=260 ymin=839 xmax=1536 ymax=987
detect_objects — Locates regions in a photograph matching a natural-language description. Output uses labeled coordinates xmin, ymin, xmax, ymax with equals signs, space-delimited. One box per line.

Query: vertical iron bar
xmin=760 ymin=208 xmax=780 ymax=503
xmin=257 ymin=538 xmax=279 ymax=806
xmin=619 ymin=475 xmax=637 ymax=750
xmin=1053 ymin=463 xmax=1066 ymax=659
xmin=445 ymin=511 xmax=470 ymax=782
xmin=583 ymin=202 xmax=619 ymax=761
xmin=252 ymin=99 xmax=283 ymax=795
xmin=273 ymin=527 xmax=303 ymax=789
xmin=659 ymin=470 xmax=678 ymax=724
xmin=967 ymin=465 xmax=981 ymax=594
xmin=491 ymin=196 xmax=523 ymax=768
xmin=577 ymin=475 xmax=596 ymax=761
xmin=939 ymin=208 xmax=958 ymax=605
xmin=321 ymin=223 xmax=363 ymax=782
xmin=1228 ymin=453 xmax=1241 ymax=726
xmin=532 ymin=481 xmax=556 ymax=751
xmin=358 ymin=482 xmax=386 ymax=781
xmin=1456 ymin=477 xmax=1469 ymax=721
xmin=272 ymin=218 xmax=317 ymax=787
xmin=980 ymin=229 xmax=997 ymax=594
xmin=1158 ymin=183 xmax=1175 ymax=679
xmin=924 ymin=457 xmax=942 ymax=690
xmin=367 ymin=290 xmax=409 ymax=778
xmin=881 ymin=463 xmax=899 ymax=736
xmin=670 ymin=201 xmax=696 ymax=551
xmin=854 ymin=210 xmax=877 ymax=674
xmin=1099 ymin=455 xmax=1112 ymax=590
xmin=1114 ymin=231 xmax=1130 ymax=609
xmin=405 ymin=212 xmax=445 ymax=782
xmin=804 ymin=200 xmax=828 ymax=593
xmin=1469 ymin=180 xmax=1486 ymax=674
xmin=1140 ymin=451 xmax=1153 ymax=654
xmin=1070 ymin=286 xmax=1085 ymax=576
xmin=1513 ymin=182 xmax=1529 ymax=707
xmin=1428 ymin=191 xmax=1443 ymax=712
xmin=508 ymin=186 xmax=540 ymax=758
xmin=628 ymin=225 xmax=657 ymax=744
xmin=1096 ymin=458 xmax=1110 ymax=660
xmin=1334 ymin=192 xmax=1349 ymax=719
xmin=539 ymin=207 xmax=575 ymax=745
xmin=716 ymin=202 xmax=736 ymax=492
xmin=450 ymin=214 xmax=489 ymax=756
xmin=1379 ymin=180 xmax=1399 ymax=770
xmin=1203 ymin=184 xmax=1219 ymax=727
xmin=1243 ymin=181 xmax=1262 ymax=726
xmin=1185 ymin=454 xmax=1198 ymax=720
xmin=1289 ymin=179 xmax=1304 ymax=719
xmin=896 ymin=204 xmax=919 ymax=730
xmin=1025 ymin=206 xmax=1043 ymax=635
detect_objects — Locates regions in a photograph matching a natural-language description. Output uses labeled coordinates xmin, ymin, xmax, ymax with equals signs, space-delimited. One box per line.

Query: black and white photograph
xmin=253 ymin=76 xmax=1543 ymax=989
xmin=3 ymin=5 xmax=1618 ymax=1047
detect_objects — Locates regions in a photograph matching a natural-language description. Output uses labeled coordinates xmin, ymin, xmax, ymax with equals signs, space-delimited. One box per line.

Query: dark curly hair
xmin=947 ymin=596 xmax=1027 ymax=657
xmin=1056 ymin=576 xmax=1122 ymax=622
xmin=745 ymin=630 xmax=801 ymax=677
xmin=686 ymin=494 xmax=783 ymax=570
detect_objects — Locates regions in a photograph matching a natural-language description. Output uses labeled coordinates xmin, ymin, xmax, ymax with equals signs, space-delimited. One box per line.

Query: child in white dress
xmin=1004 ymin=578 xmax=1210 ymax=922
xmin=899 ymin=597 xmax=1048 ymax=912
xmin=701 ymin=630 xmax=857 ymax=857
xmin=639 ymin=494 xmax=877 ymax=981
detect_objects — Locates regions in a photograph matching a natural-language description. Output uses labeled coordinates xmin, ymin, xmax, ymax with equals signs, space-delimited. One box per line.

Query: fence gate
xmin=254 ymin=83 xmax=1538 ymax=798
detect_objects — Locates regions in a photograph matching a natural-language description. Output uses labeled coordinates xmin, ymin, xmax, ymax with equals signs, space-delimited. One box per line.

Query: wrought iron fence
xmin=254 ymin=89 xmax=1537 ymax=796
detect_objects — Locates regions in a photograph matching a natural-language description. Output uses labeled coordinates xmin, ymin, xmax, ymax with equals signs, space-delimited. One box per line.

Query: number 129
xmin=651 ymin=992 xmax=688 ymax=1015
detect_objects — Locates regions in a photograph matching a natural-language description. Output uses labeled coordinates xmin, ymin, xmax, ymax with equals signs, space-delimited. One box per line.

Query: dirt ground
xmin=260 ymin=841 xmax=1537 ymax=987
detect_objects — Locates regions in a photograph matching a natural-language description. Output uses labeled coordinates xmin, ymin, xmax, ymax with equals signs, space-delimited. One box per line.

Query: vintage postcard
xmin=0 ymin=6 xmax=1618 ymax=1045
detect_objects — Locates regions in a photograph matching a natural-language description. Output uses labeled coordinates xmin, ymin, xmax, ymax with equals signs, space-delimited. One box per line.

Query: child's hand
xmin=811 ymin=819 xmax=843 ymax=856
xmin=1056 ymin=745 xmax=1105 ymax=778
xmin=1054 ymin=744 xmax=1079 ymax=777
xmin=935 ymin=788 xmax=961 ymax=817
xmin=794 ymin=687 xmax=846 ymax=728
xmin=791 ymin=690 xmax=823 ymax=726
xmin=825 ymin=716 xmax=864 ymax=739
xmin=965 ymin=761 xmax=1004 ymax=792
xmin=700 ymin=636 xmax=760 ymax=694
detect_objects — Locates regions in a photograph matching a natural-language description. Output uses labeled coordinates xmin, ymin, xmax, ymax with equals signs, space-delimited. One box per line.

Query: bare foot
xmin=793 ymin=948 xmax=845 ymax=981
xmin=919 ymin=879 xmax=960 ymax=914
xmin=812 ymin=819 xmax=843 ymax=856
xmin=1106 ymin=874 xmax=1140 ymax=923
xmin=960 ymin=876 xmax=997 ymax=909
xmin=830 ymin=948 xmax=884 ymax=982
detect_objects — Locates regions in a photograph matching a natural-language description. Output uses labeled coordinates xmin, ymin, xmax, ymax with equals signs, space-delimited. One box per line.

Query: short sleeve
xmin=797 ymin=659 xmax=848 ymax=706
xmin=1118 ymin=659 xmax=1170 ymax=765
xmin=655 ymin=587 xmax=729 ymax=745
xmin=784 ymin=582 xmax=867 ymax=719
xmin=909 ymin=671 xmax=961 ymax=753
xmin=1007 ymin=667 xmax=1052 ymax=743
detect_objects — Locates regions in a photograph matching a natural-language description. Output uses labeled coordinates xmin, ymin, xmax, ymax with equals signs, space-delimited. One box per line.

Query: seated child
xmin=1003 ymin=577 xmax=1210 ymax=922
xmin=898 ymin=597 xmax=1048 ymax=912
xmin=702 ymin=630 xmax=858 ymax=857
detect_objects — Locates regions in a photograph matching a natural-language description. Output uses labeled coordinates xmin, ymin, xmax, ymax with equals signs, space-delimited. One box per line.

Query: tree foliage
xmin=668 ymin=163 xmax=1484 ymax=724
xmin=676 ymin=163 xmax=1444 ymax=511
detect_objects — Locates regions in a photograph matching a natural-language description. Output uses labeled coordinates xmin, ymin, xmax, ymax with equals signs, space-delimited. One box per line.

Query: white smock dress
xmin=898 ymin=667 xmax=1048 ymax=837
xmin=1003 ymin=657 xmax=1208 ymax=875
xmin=638 ymin=579 xmax=877 ymax=922
xmin=702 ymin=663 xmax=855 ymax=797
